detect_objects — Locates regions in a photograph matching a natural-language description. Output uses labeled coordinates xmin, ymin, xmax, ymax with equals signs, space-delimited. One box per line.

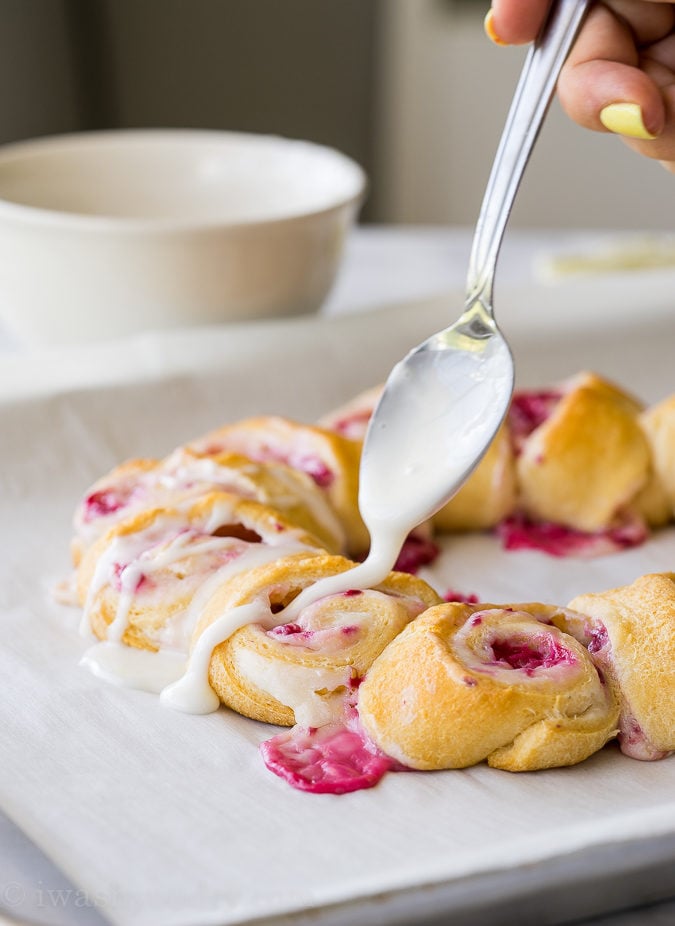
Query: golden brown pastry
xmin=512 ymin=372 xmax=651 ymax=533
xmin=77 ymin=491 xmax=325 ymax=652
xmin=192 ymin=551 xmax=442 ymax=726
xmin=639 ymin=395 xmax=675 ymax=519
xmin=358 ymin=601 xmax=619 ymax=772
xmin=72 ymin=446 xmax=345 ymax=566
xmin=188 ymin=416 xmax=367 ymax=556
xmin=433 ymin=423 xmax=517 ymax=531
xmin=564 ymin=573 xmax=675 ymax=760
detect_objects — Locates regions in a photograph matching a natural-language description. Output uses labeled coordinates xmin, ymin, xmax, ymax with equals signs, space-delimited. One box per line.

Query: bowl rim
xmin=0 ymin=128 xmax=368 ymax=233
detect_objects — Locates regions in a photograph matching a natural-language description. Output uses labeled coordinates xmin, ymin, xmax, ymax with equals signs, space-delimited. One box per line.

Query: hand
xmin=485 ymin=0 xmax=675 ymax=172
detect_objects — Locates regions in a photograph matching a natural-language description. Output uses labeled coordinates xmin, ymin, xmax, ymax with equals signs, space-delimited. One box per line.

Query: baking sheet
xmin=1 ymin=293 xmax=675 ymax=926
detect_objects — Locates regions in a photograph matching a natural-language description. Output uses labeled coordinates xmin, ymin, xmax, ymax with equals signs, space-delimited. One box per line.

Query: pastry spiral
xmin=190 ymin=551 xmax=442 ymax=726
xmin=78 ymin=491 xmax=324 ymax=652
xmin=358 ymin=601 xmax=619 ymax=771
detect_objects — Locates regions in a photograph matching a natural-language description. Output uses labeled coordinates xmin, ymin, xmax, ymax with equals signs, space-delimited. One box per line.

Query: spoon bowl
xmin=358 ymin=300 xmax=514 ymax=567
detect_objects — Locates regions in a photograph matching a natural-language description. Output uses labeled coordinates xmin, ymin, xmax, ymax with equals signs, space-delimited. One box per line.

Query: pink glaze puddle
xmin=490 ymin=635 xmax=575 ymax=675
xmin=496 ymin=514 xmax=647 ymax=558
xmin=508 ymin=389 xmax=561 ymax=452
xmin=261 ymin=722 xmax=396 ymax=794
xmin=394 ymin=534 xmax=440 ymax=574
xmin=444 ymin=588 xmax=480 ymax=604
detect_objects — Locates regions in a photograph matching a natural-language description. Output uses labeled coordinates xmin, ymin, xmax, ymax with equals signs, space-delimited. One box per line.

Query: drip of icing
xmin=79 ymin=541 xmax=311 ymax=692
xmin=281 ymin=530 xmax=408 ymax=622
xmin=160 ymin=601 xmax=272 ymax=713
xmin=80 ymin=642 xmax=187 ymax=692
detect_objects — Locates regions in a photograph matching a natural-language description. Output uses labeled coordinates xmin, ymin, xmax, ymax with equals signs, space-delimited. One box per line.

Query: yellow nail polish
xmin=484 ymin=9 xmax=508 ymax=46
xmin=599 ymin=103 xmax=657 ymax=140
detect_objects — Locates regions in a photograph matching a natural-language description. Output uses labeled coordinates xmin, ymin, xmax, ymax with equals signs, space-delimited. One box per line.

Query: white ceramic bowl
xmin=0 ymin=129 xmax=366 ymax=345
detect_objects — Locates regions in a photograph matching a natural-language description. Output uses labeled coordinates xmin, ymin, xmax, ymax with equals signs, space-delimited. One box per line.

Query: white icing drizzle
xmin=154 ymin=539 xmax=310 ymax=651
xmin=79 ymin=540 xmax=311 ymax=690
xmin=160 ymin=600 xmax=273 ymax=713
xmin=233 ymin=648 xmax=350 ymax=727
xmin=281 ymin=529 xmax=407 ymax=622
xmin=80 ymin=642 xmax=187 ymax=693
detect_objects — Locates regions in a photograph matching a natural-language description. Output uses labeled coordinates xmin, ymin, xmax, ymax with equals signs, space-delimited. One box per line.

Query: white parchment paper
xmin=1 ymin=294 xmax=675 ymax=926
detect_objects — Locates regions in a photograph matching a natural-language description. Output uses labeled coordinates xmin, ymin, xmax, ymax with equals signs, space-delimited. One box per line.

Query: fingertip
xmin=484 ymin=9 xmax=509 ymax=47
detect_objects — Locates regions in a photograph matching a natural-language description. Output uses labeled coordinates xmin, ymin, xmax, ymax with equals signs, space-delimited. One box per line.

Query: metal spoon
xmin=357 ymin=0 xmax=591 ymax=571
xmin=280 ymin=1 xmax=591 ymax=617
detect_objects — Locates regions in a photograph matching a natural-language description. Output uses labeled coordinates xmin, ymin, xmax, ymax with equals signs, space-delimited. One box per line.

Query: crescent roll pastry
xmin=564 ymin=573 xmax=675 ymax=760
xmin=639 ymin=396 xmax=675 ymax=520
xmin=72 ymin=446 xmax=345 ymax=566
xmin=318 ymin=384 xmax=383 ymax=441
xmin=77 ymin=491 xmax=324 ymax=653
xmin=433 ymin=423 xmax=517 ymax=532
xmin=191 ymin=552 xmax=442 ymax=727
xmin=358 ymin=601 xmax=619 ymax=772
xmin=511 ymin=372 xmax=651 ymax=534
xmin=187 ymin=416 xmax=367 ymax=556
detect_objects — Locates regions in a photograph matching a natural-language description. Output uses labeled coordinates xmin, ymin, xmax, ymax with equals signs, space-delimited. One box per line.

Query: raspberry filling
xmin=490 ymin=634 xmax=575 ymax=675
xmin=260 ymin=723 xmax=395 ymax=794
xmin=287 ymin=453 xmax=335 ymax=488
xmin=83 ymin=489 xmax=128 ymax=522
xmin=394 ymin=534 xmax=440 ymax=574
xmin=587 ymin=624 xmax=609 ymax=654
xmin=444 ymin=588 xmax=479 ymax=604
xmin=496 ymin=514 xmax=648 ymax=558
xmin=508 ymin=389 xmax=562 ymax=452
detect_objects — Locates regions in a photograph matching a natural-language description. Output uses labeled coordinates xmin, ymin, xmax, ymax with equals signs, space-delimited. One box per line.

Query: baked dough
xmin=192 ymin=551 xmax=442 ymax=727
xmin=565 ymin=573 xmax=675 ymax=760
xmin=514 ymin=372 xmax=651 ymax=532
xmin=188 ymin=416 xmax=367 ymax=555
xmin=639 ymin=395 xmax=675 ymax=520
xmin=72 ymin=446 xmax=345 ymax=566
xmin=433 ymin=423 xmax=517 ymax=531
xmin=78 ymin=491 xmax=324 ymax=652
xmin=358 ymin=601 xmax=619 ymax=771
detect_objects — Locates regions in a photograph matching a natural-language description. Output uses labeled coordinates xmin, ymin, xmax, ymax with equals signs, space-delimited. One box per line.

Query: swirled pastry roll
xmin=77 ymin=491 xmax=324 ymax=653
xmin=72 ymin=447 xmax=345 ymax=566
xmin=358 ymin=601 xmax=618 ymax=772
xmin=511 ymin=372 xmax=651 ymax=533
xmin=188 ymin=416 xmax=367 ymax=555
xmin=191 ymin=552 xmax=442 ymax=727
xmin=565 ymin=573 xmax=675 ymax=760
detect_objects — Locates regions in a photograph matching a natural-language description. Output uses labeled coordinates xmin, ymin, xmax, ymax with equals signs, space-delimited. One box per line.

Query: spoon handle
xmin=466 ymin=0 xmax=590 ymax=309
